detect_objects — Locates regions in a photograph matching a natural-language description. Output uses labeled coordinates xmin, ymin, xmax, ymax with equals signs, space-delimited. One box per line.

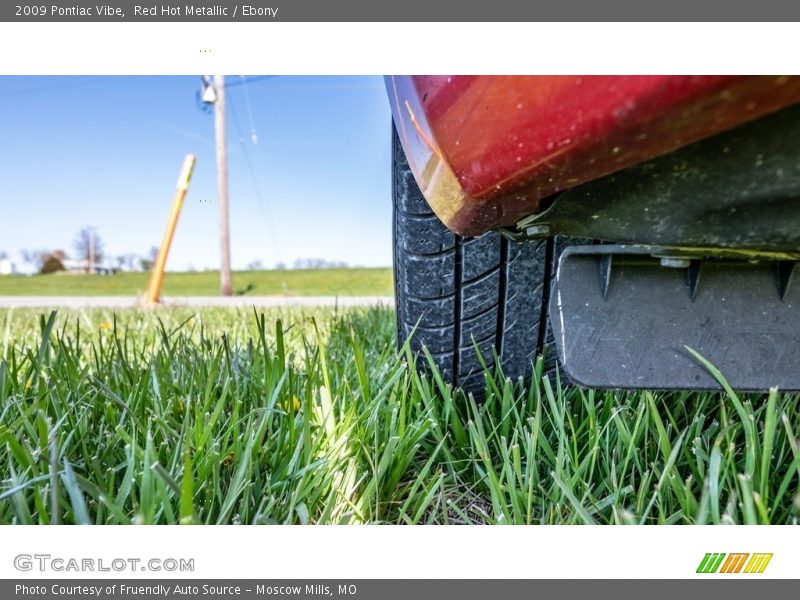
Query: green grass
xmin=1 ymin=306 xmax=799 ymax=524
xmin=0 ymin=268 xmax=393 ymax=297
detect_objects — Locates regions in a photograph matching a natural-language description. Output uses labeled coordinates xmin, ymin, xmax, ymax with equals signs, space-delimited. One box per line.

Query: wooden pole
xmin=142 ymin=154 xmax=197 ymax=306
xmin=89 ymin=229 xmax=95 ymax=274
xmin=215 ymin=74 xmax=233 ymax=296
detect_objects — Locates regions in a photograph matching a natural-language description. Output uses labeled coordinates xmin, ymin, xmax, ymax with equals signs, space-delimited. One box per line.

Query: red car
xmin=387 ymin=75 xmax=800 ymax=392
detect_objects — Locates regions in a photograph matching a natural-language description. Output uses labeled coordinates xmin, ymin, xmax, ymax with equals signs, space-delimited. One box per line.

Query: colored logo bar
xmin=697 ymin=553 xmax=773 ymax=574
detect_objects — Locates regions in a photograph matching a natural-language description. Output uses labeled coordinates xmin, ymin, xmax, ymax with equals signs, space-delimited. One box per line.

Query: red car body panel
xmin=387 ymin=75 xmax=800 ymax=236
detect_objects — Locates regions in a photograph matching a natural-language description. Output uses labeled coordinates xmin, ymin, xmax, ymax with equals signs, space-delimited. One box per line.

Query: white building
xmin=0 ymin=258 xmax=15 ymax=275
xmin=61 ymin=258 xmax=119 ymax=275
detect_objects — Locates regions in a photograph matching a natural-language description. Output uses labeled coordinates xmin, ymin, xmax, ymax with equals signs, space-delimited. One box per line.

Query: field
xmin=1 ymin=306 xmax=799 ymax=525
xmin=0 ymin=268 xmax=393 ymax=297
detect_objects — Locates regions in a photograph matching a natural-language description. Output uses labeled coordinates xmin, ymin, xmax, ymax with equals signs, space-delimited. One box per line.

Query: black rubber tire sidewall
xmin=392 ymin=125 xmax=556 ymax=393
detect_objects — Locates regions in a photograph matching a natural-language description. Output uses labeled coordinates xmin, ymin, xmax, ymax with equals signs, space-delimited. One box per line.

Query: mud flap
xmin=549 ymin=245 xmax=800 ymax=391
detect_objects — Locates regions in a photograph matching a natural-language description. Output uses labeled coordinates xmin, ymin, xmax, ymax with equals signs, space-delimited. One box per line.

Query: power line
xmin=200 ymin=74 xmax=287 ymax=283
xmin=227 ymin=89 xmax=288 ymax=289
xmin=224 ymin=75 xmax=278 ymax=89
xmin=240 ymin=75 xmax=259 ymax=145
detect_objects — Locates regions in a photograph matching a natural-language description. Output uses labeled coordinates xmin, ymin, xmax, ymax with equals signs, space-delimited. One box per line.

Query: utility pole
xmin=89 ymin=228 xmax=95 ymax=274
xmin=214 ymin=74 xmax=233 ymax=296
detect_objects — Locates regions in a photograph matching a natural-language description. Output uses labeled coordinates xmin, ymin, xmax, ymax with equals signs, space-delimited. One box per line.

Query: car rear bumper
xmin=387 ymin=75 xmax=800 ymax=237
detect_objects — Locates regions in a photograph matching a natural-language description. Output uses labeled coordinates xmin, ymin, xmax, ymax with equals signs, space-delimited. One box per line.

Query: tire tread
xmin=393 ymin=126 xmax=552 ymax=393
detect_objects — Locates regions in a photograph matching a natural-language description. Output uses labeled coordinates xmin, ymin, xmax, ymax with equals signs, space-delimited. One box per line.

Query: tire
xmin=392 ymin=126 xmax=557 ymax=393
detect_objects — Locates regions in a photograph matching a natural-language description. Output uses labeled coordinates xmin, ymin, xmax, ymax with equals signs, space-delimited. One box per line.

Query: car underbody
xmin=387 ymin=75 xmax=800 ymax=391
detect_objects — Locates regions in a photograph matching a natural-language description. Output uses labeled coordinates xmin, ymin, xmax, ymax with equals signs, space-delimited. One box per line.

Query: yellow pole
xmin=142 ymin=154 xmax=197 ymax=306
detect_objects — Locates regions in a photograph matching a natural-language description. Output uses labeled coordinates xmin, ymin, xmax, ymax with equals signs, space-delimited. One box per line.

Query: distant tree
xmin=21 ymin=249 xmax=50 ymax=271
xmin=40 ymin=255 xmax=65 ymax=274
xmin=293 ymin=258 xmax=349 ymax=270
xmin=247 ymin=259 xmax=264 ymax=271
xmin=294 ymin=258 xmax=318 ymax=270
xmin=73 ymin=227 xmax=105 ymax=271
xmin=140 ymin=246 xmax=159 ymax=272
xmin=122 ymin=253 xmax=139 ymax=271
xmin=274 ymin=261 xmax=286 ymax=270
xmin=21 ymin=249 xmax=68 ymax=274
xmin=0 ymin=250 xmax=8 ymax=260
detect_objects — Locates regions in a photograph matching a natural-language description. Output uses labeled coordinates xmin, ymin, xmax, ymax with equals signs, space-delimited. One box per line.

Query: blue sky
xmin=0 ymin=76 xmax=393 ymax=272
